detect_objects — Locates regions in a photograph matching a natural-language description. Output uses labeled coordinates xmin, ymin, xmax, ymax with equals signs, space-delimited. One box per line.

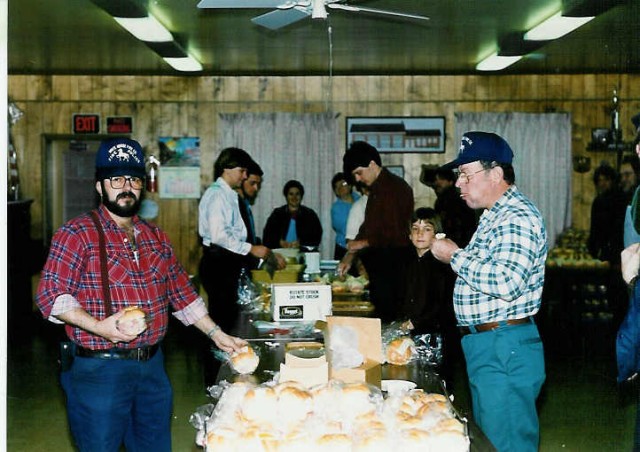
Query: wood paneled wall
xmin=8 ymin=74 xmax=640 ymax=274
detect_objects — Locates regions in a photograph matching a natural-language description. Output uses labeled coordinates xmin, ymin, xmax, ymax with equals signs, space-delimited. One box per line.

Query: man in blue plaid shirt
xmin=432 ymin=131 xmax=548 ymax=452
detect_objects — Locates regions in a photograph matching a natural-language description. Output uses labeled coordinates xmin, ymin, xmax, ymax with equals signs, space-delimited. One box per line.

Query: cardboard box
xmin=271 ymin=283 xmax=332 ymax=321
xmin=280 ymin=362 xmax=329 ymax=388
xmin=325 ymin=316 xmax=383 ymax=388
xmin=279 ymin=341 xmax=328 ymax=387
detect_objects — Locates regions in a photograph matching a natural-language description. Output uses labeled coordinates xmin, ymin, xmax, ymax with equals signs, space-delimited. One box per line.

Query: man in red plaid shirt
xmin=36 ymin=138 xmax=246 ymax=452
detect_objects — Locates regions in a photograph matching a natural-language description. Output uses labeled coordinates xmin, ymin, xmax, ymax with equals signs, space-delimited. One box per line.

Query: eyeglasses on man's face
xmin=108 ymin=176 xmax=145 ymax=190
xmin=454 ymin=167 xmax=488 ymax=184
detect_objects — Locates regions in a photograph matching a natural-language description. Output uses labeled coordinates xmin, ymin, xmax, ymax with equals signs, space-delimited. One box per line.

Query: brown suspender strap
xmin=90 ymin=210 xmax=113 ymax=317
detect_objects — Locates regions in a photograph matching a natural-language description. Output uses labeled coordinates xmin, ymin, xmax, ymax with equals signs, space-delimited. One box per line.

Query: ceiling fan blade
xmin=327 ymin=4 xmax=429 ymax=21
xmin=278 ymin=1 xmax=310 ymax=9
xmin=251 ymin=7 xmax=311 ymax=30
xmin=197 ymin=0 xmax=290 ymax=8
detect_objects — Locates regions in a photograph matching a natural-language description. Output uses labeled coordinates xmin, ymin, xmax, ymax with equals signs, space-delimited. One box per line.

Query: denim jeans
xmin=462 ymin=322 xmax=546 ymax=452
xmin=60 ymin=347 xmax=172 ymax=452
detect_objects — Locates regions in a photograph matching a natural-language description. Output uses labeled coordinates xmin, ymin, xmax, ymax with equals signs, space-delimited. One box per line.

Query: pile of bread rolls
xmin=199 ymin=380 xmax=468 ymax=452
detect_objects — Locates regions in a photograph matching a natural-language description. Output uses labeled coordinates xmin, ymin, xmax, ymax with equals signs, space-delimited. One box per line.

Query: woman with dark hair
xmin=330 ymin=172 xmax=359 ymax=259
xmin=263 ymin=179 xmax=323 ymax=250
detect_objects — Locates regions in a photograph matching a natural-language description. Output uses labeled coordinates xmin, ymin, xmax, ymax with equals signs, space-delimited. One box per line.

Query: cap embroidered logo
xmin=108 ymin=143 xmax=143 ymax=165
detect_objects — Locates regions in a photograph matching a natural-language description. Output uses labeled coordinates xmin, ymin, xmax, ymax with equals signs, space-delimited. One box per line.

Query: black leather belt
xmin=459 ymin=316 xmax=533 ymax=336
xmin=203 ymin=244 xmax=232 ymax=256
xmin=76 ymin=344 xmax=160 ymax=361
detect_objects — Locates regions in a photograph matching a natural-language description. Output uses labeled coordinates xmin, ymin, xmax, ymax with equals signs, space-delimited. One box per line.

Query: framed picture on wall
xmin=346 ymin=116 xmax=445 ymax=153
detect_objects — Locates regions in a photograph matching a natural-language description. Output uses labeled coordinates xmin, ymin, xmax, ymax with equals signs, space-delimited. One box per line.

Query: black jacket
xmin=262 ymin=205 xmax=323 ymax=249
xmin=397 ymin=247 xmax=451 ymax=334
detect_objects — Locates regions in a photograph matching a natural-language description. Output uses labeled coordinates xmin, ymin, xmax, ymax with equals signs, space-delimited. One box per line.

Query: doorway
xmin=42 ymin=135 xmax=126 ymax=244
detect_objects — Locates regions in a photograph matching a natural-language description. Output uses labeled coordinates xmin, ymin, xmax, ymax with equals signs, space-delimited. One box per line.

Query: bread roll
xmin=315 ymin=433 xmax=351 ymax=452
xmin=427 ymin=429 xmax=470 ymax=452
xmin=277 ymin=386 xmax=313 ymax=428
xmin=396 ymin=410 xmax=423 ymax=427
xmin=116 ymin=307 xmax=147 ymax=336
xmin=422 ymin=393 xmax=449 ymax=404
xmin=311 ymin=381 xmax=343 ymax=421
xmin=277 ymin=429 xmax=313 ymax=452
xmin=241 ymin=386 xmax=278 ymax=425
xmin=399 ymin=428 xmax=432 ymax=452
xmin=352 ymin=426 xmax=391 ymax=452
xmin=340 ymin=382 xmax=376 ymax=420
xmin=238 ymin=426 xmax=279 ymax=451
xmin=352 ymin=416 xmax=386 ymax=432
xmin=205 ymin=426 xmax=240 ymax=451
xmin=230 ymin=346 xmax=259 ymax=375
xmin=213 ymin=382 xmax=253 ymax=423
xmin=417 ymin=402 xmax=451 ymax=428
xmin=397 ymin=393 xmax=426 ymax=416
xmin=274 ymin=380 xmax=307 ymax=394
xmin=432 ymin=418 xmax=466 ymax=434
xmin=385 ymin=337 xmax=415 ymax=365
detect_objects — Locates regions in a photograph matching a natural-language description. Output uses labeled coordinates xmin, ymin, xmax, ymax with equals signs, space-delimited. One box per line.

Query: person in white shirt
xmin=345 ymin=183 xmax=369 ymax=241
xmin=344 ymin=183 xmax=370 ymax=277
xmin=198 ymin=147 xmax=284 ymax=385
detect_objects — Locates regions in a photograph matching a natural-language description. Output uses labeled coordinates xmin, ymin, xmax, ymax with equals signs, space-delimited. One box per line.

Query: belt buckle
xmin=136 ymin=348 xmax=144 ymax=360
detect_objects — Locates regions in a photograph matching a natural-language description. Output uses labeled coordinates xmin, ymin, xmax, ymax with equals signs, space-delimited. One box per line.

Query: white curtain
xmin=218 ymin=112 xmax=341 ymax=259
xmin=455 ymin=112 xmax=572 ymax=248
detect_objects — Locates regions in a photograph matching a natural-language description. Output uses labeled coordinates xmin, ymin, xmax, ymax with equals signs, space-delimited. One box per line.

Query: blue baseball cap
xmin=441 ymin=131 xmax=514 ymax=169
xmin=95 ymin=138 xmax=146 ymax=180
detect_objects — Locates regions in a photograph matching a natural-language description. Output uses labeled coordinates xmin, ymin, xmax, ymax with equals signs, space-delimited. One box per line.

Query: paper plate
xmin=381 ymin=379 xmax=417 ymax=394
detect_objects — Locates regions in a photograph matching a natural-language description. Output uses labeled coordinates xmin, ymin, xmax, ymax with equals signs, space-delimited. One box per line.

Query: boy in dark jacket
xmin=398 ymin=208 xmax=459 ymax=389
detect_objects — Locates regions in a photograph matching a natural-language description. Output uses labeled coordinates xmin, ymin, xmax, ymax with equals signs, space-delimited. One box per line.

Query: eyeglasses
xmin=455 ymin=168 xmax=488 ymax=184
xmin=108 ymin=176 xmax=144 ymax=190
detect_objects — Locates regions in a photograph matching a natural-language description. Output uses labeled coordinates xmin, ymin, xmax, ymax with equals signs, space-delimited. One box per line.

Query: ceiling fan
xmin=197 ymin=0 xmax=429 ymax=31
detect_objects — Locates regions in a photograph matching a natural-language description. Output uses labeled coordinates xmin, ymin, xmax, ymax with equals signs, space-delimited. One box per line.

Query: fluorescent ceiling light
xmin=114 ymin=15 xmax=173 ymax=42
xmin=476 ymin=53 xmax=522 ymax=71
xmin=163 ymin=56 xmax=203 ymax=72
xmin=524 ymin=12 xmax=594 ymax=41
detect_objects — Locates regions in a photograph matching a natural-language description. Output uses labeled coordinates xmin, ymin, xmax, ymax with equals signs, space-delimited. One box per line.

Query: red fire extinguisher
xmin=146 ymin=155 xmax=160 ymax=193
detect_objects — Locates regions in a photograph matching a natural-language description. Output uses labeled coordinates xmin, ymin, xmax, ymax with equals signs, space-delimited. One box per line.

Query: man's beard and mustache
xmin=242 ymin=187 xmax=258 ymax=205
xmin=101 ymin=184 xmax=142 ymax=217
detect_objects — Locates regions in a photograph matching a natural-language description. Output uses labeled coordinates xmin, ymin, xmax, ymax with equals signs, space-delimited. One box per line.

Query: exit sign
xmin=72 ymin=113 xmax=100 ymax=134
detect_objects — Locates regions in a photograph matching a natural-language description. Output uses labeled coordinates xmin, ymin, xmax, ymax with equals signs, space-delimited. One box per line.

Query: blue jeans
xmin=462 ymin=322 xmax=545 ymax=452
xmin=60 ymin=348 xmax=172 ymax=452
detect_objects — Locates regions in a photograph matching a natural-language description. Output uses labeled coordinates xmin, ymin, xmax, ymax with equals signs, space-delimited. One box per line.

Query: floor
xmin=6 ymin=308 xmax=636 ymax=451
